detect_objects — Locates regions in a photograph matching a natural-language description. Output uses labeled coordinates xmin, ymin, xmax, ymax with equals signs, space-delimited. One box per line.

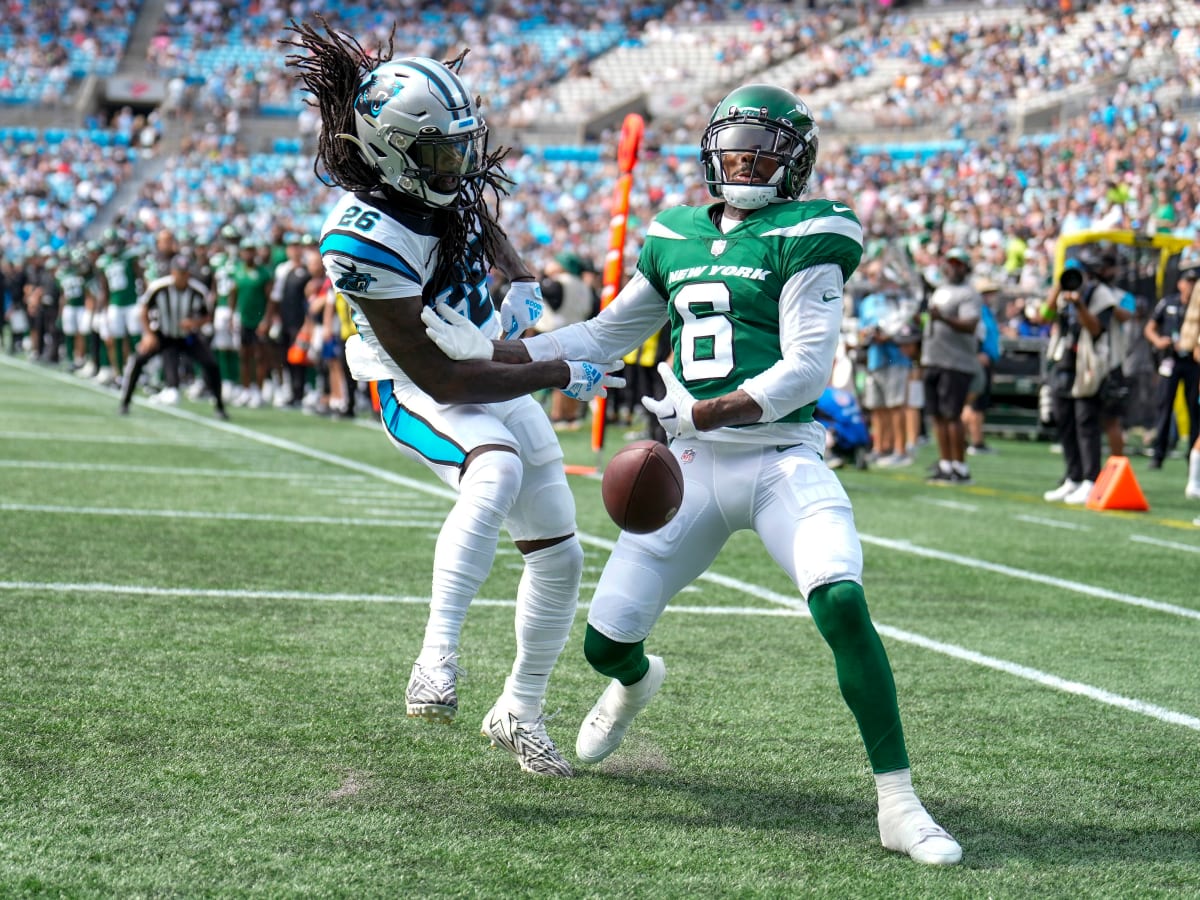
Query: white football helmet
xmin=347 ymin=57 xmax=488 ymax=208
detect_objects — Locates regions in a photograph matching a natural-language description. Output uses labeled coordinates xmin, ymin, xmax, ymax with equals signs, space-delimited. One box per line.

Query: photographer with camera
xmin=1042 ymin=255 xmax=1120 ymax=504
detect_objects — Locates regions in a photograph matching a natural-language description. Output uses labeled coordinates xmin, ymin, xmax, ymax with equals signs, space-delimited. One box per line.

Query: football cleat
xmin=576 ymin=655 xmax=666 ymax=764
xmin=405 ymin=656 xmax=462 ymax=724
xmin=480 ymin=704 xmax=573 ymax=777
xmin=878 ymin=799 xmax=962 ymax=866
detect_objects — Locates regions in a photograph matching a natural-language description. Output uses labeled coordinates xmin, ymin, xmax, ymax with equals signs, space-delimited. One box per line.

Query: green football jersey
xmin=57 ymin=265 xmax=86 ymax=307
xmin=637 ymin=200 xmax=862 ymax=423
xmin=99 ymin=252 xmax=139 ymax=307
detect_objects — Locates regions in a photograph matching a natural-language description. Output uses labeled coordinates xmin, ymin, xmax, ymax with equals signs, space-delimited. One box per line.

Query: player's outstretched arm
xmin=357 ymin=294 xmax=570 ymax=404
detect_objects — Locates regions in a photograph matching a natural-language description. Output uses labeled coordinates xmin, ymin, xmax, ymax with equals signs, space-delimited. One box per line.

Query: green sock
xmin=583 ymin=624 xmax=649 ymax=686
xmin=808 ymin=581 xmax=910 ymax=773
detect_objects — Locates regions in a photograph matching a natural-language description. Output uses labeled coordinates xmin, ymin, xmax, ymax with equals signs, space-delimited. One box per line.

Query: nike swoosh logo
xmin=831 ymin=203 xmax=852 ymax=213
xmin=821 ymin=291 xmax=840 ymax=303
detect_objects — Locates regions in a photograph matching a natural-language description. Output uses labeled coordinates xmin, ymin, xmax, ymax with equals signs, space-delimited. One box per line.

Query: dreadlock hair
xmin=282 ymin=17 xmax=516 ymax=301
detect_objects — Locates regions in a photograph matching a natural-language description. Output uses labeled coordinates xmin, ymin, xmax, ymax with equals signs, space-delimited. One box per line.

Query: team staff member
xmin=1145 ymin=265 xmax=1200 ymax=470
xmin=119 ymin=255 xmax=229 ymax=420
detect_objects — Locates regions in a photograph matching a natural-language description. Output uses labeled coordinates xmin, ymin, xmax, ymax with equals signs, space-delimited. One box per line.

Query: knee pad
xmin=460 ymin=449 xmax=524 ymax=519
xmin=524 ymin=534 xmax=584 ymax=586
xmin=506 ymin=459 xmax=577 ymax=541
xmin=583 ymin=623 xmax=647 ymax=684
xmin=807 ymin=580 xmax=871 ymax=647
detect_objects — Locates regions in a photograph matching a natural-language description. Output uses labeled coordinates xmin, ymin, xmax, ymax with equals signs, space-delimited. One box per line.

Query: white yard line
xmin=1130 ymin=534 xmax=1200 ymax=554
xmin=917 ymin=497 xmax=979 ymax=512
xmin=0 ymin=459 xmax=366 ymax=482
xmin=0 ymin=430 xmax=232 ymax=447
xmin=1013 ymin=514 xmax=1090 ymax=531
xmin=859 ymin=534 xmax=1200 ymax=622
xmin=4 ymin=353 xmax=1198 ymax=732
xmin=0 ymin=502 xmax=444 ymax=529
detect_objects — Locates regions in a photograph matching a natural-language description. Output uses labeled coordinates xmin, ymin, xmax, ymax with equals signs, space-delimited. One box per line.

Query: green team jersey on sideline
xmin=99 ymin=252 xmax=139 ymax=307
xmin=233 ymin=261 xmax=271 ymax=327
xmin=212 ymin=255 xmax=237 ymax=308
xmin=637 ymin=199 xmax=863 ymax=425
xmin=57 ymin=265 xmax=86 ymax=308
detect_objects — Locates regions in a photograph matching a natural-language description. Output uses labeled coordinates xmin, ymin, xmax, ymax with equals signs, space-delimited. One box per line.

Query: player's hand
xmin=500 ymin=280 xmax=544 ymax=340
xmin=421 ymin=301 xmax=494 ymax=361
xmin=563 ymin=359 xmax=625 ymax=401
xmin=642 ymin=362 xmax=698 ymax=440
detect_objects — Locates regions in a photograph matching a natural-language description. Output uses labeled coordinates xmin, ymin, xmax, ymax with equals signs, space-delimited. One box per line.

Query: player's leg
xmin=755 ymin=450 xmax=960 ymax=865
xmin=184 ymin=338 xmax=228 ymax=418
xmin=577 ymin=438 xmax=739 ymax=763
xmin=376 ymin=383 xmax=525 ymax=719
xmin=481 ymin=396 xmax=582 ymax=774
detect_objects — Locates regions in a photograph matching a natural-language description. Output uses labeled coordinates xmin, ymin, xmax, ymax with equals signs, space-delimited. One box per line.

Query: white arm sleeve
xmin=738 ymin=263 xmax=844 ymax=423
xmin=522 ymin=271 xmax=667 ymax=362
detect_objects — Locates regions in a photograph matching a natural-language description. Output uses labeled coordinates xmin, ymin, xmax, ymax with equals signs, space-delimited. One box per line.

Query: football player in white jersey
xmin=423 ymin=84 xmax=962 ymax=864
xmin=285 ymin=20 xmax=624 ymax=777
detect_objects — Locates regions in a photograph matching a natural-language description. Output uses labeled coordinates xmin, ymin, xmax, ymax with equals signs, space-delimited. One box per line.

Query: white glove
xmin=642 ymin=362 xmax=698 ymax=440
xmin=563 ymin=359 xmax=626 ymax=401
xmin=500 ymin=280 xmax=544 ymax=340
xmin=421 ymin=301 xmax=494 ymax=361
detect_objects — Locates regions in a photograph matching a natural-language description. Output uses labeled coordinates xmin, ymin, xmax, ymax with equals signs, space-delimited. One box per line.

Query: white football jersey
xmin=319 ymin=191 xmax=501 ymax=384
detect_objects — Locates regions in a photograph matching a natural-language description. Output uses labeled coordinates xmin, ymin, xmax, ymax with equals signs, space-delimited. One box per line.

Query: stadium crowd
xmin=3 ymin=0 xmax=1200 ymax=513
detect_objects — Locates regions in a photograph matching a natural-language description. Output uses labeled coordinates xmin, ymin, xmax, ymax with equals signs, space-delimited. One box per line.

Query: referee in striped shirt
xmin=119 ymin=254 xmax=229 ymax=420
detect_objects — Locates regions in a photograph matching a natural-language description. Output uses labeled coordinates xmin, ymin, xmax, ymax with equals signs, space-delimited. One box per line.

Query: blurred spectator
xmin=921 ymin=248 xmax=982 ymax=485
xmin=857 ymin=261 xmax=916 ymax=467
xmin=536 ymin=252 xmax=597 ymax=430
xmin=963 ymin=278 xmax=1003 ymax=456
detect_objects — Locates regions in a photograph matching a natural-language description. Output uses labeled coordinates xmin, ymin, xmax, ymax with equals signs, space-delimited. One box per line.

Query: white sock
xmin=951 ymin=460 xmax=969 ymax=476
xmin=938 ymin=459 xmax=953 ymax=474
xmin=875 ymin=768 xmax=919 ymax=812
xmin=1189 ymin=449 xmax=1200 ymax=490
xmin=501 ymin=537 xmax=583 ymax=719
xmin=420 ymin=452 xmax=523 ymax=661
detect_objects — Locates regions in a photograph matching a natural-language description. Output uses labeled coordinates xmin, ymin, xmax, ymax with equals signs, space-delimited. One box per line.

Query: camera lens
xmin=1059 ymin=268 xmax=1083 ymax=291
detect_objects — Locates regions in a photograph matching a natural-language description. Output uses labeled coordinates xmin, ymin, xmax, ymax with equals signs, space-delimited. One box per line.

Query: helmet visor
xmin=708 ymin=122 xmax=801 ymax=157
xmin=399 ymin=129 xmax=487 ymax=194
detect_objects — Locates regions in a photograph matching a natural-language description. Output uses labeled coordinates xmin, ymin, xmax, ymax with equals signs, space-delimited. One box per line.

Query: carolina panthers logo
xmin=333 ymin=260 xmax=377 ymax=293
xmin=354 ymin=73 xmax=404 ymax=119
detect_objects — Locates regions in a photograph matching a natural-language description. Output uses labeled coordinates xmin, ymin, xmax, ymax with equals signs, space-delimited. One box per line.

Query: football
xmin=601 ymin=440 xmax=685 ymax=534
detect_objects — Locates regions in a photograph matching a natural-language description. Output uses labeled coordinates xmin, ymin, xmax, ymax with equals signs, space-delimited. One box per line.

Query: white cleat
xmin=576 ymin=655 xmax=666 ymax=764
xmin=481 ymin=704 xmax=573 ymax=777
xmin=404 ymin=656 xmax=461 ymax=724
xmin=879 ymin=800 xmax=962 ymax=866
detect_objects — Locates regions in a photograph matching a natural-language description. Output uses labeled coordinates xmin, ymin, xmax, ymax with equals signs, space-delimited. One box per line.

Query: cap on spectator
xmin=554 ymin=252 xmax=587 ymax=277
xmin=170 ymin=254 xmax=191 ymax=272
xmin=1179 ymin=265 xmax=1200 ymax=282
xmin=974 ymin=277 xmax=1002 ymax=294
xmin=944 ymin=248 xmax=972 ymax=267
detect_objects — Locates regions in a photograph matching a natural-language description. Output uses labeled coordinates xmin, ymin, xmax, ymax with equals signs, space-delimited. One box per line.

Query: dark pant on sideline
xmin=1052 ymin=390 xmax=1103 ymax=482
xmin=1150 ymin=356 xmax=1200 ymax=464
xmin=120 ymin=334 xmax=224 ymax=411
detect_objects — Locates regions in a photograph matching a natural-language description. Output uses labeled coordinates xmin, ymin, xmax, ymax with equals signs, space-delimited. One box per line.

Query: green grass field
xmin=2 ymin=353 xmax=1199 ymax=898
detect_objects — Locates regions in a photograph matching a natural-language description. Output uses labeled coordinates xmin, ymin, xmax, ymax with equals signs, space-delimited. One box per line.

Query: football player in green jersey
xmin=423 ymin=84 xmax=961 ymax=865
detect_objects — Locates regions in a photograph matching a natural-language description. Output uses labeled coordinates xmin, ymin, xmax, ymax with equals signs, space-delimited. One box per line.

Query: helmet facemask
xmin=701 ymin=86 xmax=819 ymax=210
xmin=346 ymin=58 xmax=490 ymax=209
